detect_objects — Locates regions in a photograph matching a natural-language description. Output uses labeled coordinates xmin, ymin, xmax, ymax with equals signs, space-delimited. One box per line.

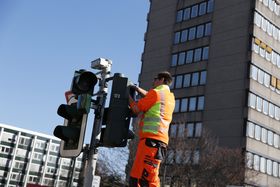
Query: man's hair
xmin=157 ymin=71 xmax=172 ymax=86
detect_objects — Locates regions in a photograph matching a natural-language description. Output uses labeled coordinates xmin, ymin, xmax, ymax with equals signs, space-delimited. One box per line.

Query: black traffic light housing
xmin=71 ymin=70 xmax=98 ymax=95
xmin=53 ymin=70 xmax=97 ymax=157
xmin=100 ymin=73 xmax=135 ymax=147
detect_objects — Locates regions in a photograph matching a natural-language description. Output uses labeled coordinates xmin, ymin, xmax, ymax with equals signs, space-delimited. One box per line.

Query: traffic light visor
xmin=75 ymin=71 xmax=97 ymax=93
xmin=53 ymin=125 xmax=80 ymax=142
xmin=57 ymin=104 xmax=82 ymax=121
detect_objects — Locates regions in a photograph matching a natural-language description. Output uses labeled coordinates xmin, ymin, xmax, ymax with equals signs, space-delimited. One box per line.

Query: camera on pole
xmin=53 ymin=70 xmax=97 ymax=157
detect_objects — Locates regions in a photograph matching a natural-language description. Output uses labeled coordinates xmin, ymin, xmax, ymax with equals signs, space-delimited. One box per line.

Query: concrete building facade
xmin=138 ymin=0 xmax=280 ymax=186
xmin=0 ymin=123 xmax=83 ymax=187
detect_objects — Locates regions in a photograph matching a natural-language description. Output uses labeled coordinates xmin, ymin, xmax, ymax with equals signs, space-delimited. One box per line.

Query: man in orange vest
xmin=128 ymin=71 xmax=175 ymax=187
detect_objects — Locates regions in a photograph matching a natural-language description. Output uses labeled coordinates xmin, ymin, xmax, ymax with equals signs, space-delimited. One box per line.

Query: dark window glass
xmin=174 ymin=100 xmax=180 ymax=113
xmin=181 ymin=98 xmax=188 ymax=112
xmin=188 ymin=27 xmax=196 ymax=40
xmin=191 ymin=5 xmax=199 ymax=18
xmin=180 ymin=29 xmax=188 ymax=43
xmin=171 ymin=54 xmax=178 ymax=67
xmin=202 ymin=46 xmax=209 ymax=60
xmin=186 ymin=50 xmax=193 ymax=63
xmin=195 ymin=123 xmax=202 ymax=137
xmin=187 ymin=123 xmax=194 ymax=137
xmin=197 ymin=96 xmax=205 ymax=110
xmin=200 ymin=71 xmax=207 ymax=85
xmin=189 ymin=97 xmax=197 ymax=111
xmin=183 ymin=8 xmax=191 ymax=20
xmin=191 ymin=72 xmax=199 ymax=86
xmin=170 ymin=76 xmax=175 ymax=89
xmin=207 ymin=0 xmax=214 ymax=13
xmin=199 ymin=2 xmax=207 ymax=16
xmin=174 ymin=32 xmax=181 ymax=44
xmin=196 ymin=25 xmax=204 ymax=38
xmin=176 ymin=10 xmax=183 ymax=22
xmin=178 ymin=52 xmax=185 ymax=65
xmin=175 ymin=75 xmax=183 ymax=88
xmin=183 ymin=74 xmax=191 ymax=87
xmin=194 ymin=48 xmax=202 ymax=62
xmin=205 ymin=23 xmax=212 ymax=36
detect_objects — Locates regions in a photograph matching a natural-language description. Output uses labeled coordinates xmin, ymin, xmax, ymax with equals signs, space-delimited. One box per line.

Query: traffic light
xmin=100 ymin=73 xmax=135 ymax=147
xmin=71 ymin=69 xmax=98 ymax=95
xmin=53 ymin=70 xmax=97 ymax=157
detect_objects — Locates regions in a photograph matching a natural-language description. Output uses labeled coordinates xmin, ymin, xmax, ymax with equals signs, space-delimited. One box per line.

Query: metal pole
xmin=83 ymin=65 xmax=111 ymax=187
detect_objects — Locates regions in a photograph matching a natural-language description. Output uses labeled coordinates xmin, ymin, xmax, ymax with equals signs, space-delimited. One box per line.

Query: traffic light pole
xmin=83 ymin=62 xmax=111 ymax=187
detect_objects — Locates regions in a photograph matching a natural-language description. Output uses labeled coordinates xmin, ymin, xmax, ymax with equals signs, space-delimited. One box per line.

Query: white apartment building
xmin=0 ymin=123 xmax=84 ymax=187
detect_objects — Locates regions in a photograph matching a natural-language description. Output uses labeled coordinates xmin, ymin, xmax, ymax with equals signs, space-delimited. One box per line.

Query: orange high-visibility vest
xmin=130 ymin=85 xmax=175 ymax=144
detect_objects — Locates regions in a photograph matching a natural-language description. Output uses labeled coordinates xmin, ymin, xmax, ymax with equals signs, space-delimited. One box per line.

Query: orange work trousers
xmin=129 ymin=138 xmax=166 ymax=187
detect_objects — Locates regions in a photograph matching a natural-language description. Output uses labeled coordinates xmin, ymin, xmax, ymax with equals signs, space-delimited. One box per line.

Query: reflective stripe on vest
xmin=141 ymin=86 xmax=169 ymax=134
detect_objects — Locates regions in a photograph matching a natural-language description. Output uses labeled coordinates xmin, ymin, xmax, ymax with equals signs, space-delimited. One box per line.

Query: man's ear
xmin=159 ymin=78 xmax=165 ymax=84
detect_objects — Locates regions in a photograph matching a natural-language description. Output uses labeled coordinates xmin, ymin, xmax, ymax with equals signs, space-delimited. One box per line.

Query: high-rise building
xmin=137 ymin=0 xmax=280 ymax=186
xmin=0 ymin=123 xmax=84 ymax=187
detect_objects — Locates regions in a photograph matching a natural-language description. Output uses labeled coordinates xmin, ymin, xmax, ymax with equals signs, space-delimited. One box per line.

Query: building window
xmin=197 ymin=96 xmax=205 ymax=110
xmin=174 ymin=99 xmax=180 ymax=113
xmin=194 ymin=48 xmax=202 ymax=62
xmin=176 ymin=0 xmax=214 ymax=23
xmin=191 ymin=5 xmax=199 ymax=18
xmin=248 ymin=93 xmax=256 ymax=109
xmin=188 ymin=27 xmax=196 ymax=40
xmin=261 ymin=128 xmax=267 ymax=144
xmin=253 ymin=155 xmax=260 ymax=171
xmin=174 ymin=32 xmax=181 ymax=44
xmin=177 ymin=124 xmax=185 ymax=138
xmin=186 ymin=50 xmax=194 ymax=63
xmin=175 ymin=75 xmax=183 ymax=88
xmin=205 ymin=22 xmax=212 ymax=36
xmin=176 ymin=9 xmax=183 ymax=22
xmin=180 ymin=29 xmax=188 ymax=43
xmin=181 ymin=98 xmax=188 ymax=112
xmin=171 ymin=54 xmax=178 ymax=67
xmin=246 ymin=152 xmax=253 ymax=169
xmin=191 ymin=72 xmax=199 ymax=86
xmin=273 ymin=161 xmax=279 ymax=177
xmin=196 ymin=25 xmax=204 ymax=38
xmin=183 ymin=8 xmax=191 ymax=20
xmin=178 ymin=52 xmax=185 ymax=65
xmin=171 ymin=46 xmax=209 ymax=67
xmin=199 ymin=2 xmax=207 ymax=16
xmin=183 ymin=74 xmax=191 ymax=87
xmin=268 ymin=130 xmax=273 ymax=146
xmin=256 ymin=96 xmax=263 ymax=112
xmin=263 ymin=100 xmax=269 ymax=115
xmin=194 ymin=122 xmax=202 ymax=137
xmin=186 ymin=123 xmax=194 ymax=137
xmin=174 ymin=96 xmax=205 ymax=113
xmin=254 ymin=11 xmax=280 ymax=43
xmin=170 ymin=124 xmax=177 ymax=138
xmin=273 ymin=134 xmax=279 ymax=148
xmin=247 ymin=122 xmax=254 ymax=138
xmin=171 ymin=71 xmax=207 ymax=90
xmin=260 ymin=157 xmax=266 ymax=173
xmin=207 ymin=0 xmax=214 ymax=13
xmin=255 ymin=125 xmax=261 ymax=141
xmin=170 ymin=76 xmax=175 ymax=89
xmin=193 ymin=150 xmax=200 ymax=164
xmin=189 ymin=97 xmax=197 ymax=111
xmin=166 ymin=150 xmax=174 ymax=164
xmin=174 ymin=22 xmax=212 ymax=45
xmin=202 ymin=46 xmax=209 ymax=60
xmin=200 ymin=71 xmax=207 ymax=85
xmin=269 ymin=103 xmax=275 ymax=118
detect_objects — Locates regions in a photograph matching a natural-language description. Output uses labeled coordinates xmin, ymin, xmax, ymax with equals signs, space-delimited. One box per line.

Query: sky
xmin=0 ymin=0 xmax=149 ymax=144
